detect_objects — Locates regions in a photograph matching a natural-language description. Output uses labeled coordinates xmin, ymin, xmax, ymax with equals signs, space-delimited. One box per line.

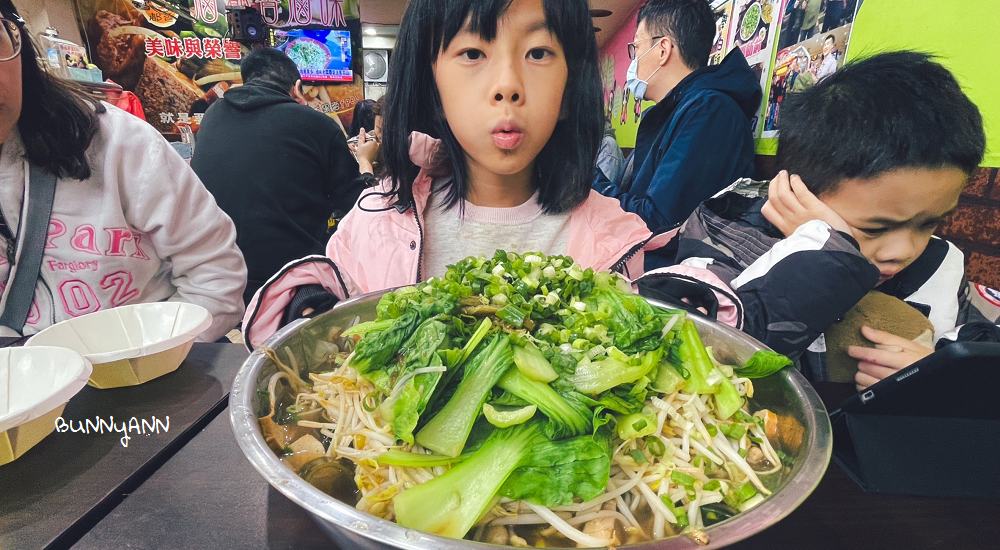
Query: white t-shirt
xmin=0 ymin=104 xmax=247 ymax=340
xmin=421 ymin=189 xmax=571 ymax=279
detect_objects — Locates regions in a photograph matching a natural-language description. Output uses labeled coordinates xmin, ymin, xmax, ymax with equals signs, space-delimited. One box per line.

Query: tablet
xmin=830 ymin=341 xmax=1000 ymax=420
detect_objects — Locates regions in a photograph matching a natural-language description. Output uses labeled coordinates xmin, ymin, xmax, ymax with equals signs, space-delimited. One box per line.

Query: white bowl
xmin=26 ymin=302 xmax=212 ymax=389
xmin=0 ymin=346 xmax=92 ymax=465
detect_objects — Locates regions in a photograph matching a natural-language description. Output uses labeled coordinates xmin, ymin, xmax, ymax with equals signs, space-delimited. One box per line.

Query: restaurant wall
xmin=847 ymin=0 xmax=1000 ymax=290
xmin=598 ymin=5 xmax=649 ymax=150
xmin=17 ymin=0 xmax=84 ymax=45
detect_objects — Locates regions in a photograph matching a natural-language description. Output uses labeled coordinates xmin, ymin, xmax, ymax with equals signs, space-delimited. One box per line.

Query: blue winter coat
xmin=594 ymin=49 xmax=762 ymax=232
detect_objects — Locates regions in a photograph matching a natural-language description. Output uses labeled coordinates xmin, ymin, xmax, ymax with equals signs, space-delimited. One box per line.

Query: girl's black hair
xmin=8 ymin=3 xmax=104 ymax=180
xmin=381 ymin=0 xmax=603 ymax=214
xmin=350 ymin=99 xmax=376 ymax=137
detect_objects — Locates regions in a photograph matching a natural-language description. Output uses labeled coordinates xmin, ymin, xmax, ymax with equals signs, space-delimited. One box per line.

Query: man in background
xmin=192 ymin=48 xmax=375 ymax=304
xmin=594 ymin=0 xmax=761 ymax=232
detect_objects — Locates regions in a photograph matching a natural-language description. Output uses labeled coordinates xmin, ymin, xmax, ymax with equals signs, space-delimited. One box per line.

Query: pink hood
xmin=243 ymin=133 xmax=654 ymax=348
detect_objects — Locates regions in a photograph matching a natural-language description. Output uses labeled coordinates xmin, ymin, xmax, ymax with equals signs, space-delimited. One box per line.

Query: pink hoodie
xmin=243 ymin=133 xmax=685 ymax=348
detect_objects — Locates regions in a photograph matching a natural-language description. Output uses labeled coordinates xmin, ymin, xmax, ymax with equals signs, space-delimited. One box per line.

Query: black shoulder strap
xmin=0 ymin=164 xmax=57 ymax=334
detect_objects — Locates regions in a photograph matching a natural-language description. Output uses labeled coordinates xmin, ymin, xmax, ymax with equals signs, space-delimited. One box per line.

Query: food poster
xmin=709 ymin=0 xmax=735 ymax=66
xmin=763 ymin=0 xmax=863 ymax=140
xmin=725 ymin=0 xmax=787 ymax=142
xmin=74 ymin=0 xmax=363 ymax=134
xmin=263 ymin=0 xmax=364 ymax=128
xmin=74 ymin=0 xmax=244 ymax=134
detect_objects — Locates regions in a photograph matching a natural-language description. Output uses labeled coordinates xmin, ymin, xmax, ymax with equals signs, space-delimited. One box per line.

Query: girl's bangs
xmin=437 ymin=0 xmax=580 ymax=53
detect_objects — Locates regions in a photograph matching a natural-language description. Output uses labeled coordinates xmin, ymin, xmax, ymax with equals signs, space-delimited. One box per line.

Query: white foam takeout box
xmin=0 ymin=346 xmax=92 ymax=465
xmin=26 ymin=302 xmax=212 ymax=389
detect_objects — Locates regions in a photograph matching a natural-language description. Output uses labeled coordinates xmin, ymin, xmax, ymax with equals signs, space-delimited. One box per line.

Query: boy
xmin=655 ymin=51 xmax=999 ymax=388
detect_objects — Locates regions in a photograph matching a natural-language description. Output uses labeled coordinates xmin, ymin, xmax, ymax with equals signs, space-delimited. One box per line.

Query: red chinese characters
xmin=223 ymin=39 xmax=242 ymax=60
xmin=140 ymin=36 xmax=237 ymax=60
xmin=192 ymin=0 xmax=219 ymax=24
xmin=291 ymin=0 xmax=312 ymax=25
xmin=164 ymin=37 xmax=183 ymax=57
xmin=144 ymin=37 xmax=166 ymax=57
xmin=182 ymin=37 xmax=203 ymax=58
xmin=203 ymin=38 xmax=224 ymax=59
xmin=322 ymin=0 xmax=347 ymax=28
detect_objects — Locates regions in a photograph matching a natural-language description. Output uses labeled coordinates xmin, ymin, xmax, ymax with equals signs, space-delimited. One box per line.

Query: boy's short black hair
xmin=637 ymin=0 xmax=715 ymax=70
xmin=381 ymin=0 xmax=603 ymax=214
xmin=240 ymin=48 xmax=301 ymax=92
xmin=778 ymin=51 xmax=985 ymax=196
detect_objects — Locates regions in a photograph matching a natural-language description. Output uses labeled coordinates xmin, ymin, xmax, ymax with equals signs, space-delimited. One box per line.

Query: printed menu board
xmin=74 ymin=0 xmax=364 ymax=133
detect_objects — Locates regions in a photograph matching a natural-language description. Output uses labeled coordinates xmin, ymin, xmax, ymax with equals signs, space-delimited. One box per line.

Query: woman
xmin=0 ymin=0 xmax=246 ymax=341
xmin=349 ymin=99 xmax=375 ymax=138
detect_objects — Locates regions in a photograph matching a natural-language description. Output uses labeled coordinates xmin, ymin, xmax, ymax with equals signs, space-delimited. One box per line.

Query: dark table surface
xmin=72 ymin=382 xmax=1000 ymax=550
xmin=0 ymin=343 xmax=249 ymax=550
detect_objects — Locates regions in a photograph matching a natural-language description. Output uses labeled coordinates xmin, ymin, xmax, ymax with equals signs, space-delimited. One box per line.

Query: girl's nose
xmin=494 ymin=93 xmax=521 ymax=102
xmin=490 ymin=59 xmax=525 ymax=106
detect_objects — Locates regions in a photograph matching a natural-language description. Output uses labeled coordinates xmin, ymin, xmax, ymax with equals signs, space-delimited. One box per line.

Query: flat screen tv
xmin=274 ymin=29 xmax=353 ymax=83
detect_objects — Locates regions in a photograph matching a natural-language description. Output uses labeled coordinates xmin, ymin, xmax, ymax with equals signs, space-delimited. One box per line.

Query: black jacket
xmin=192 ymin=82 xmax=367 ymax=304
xmin=594 ymin=49 xmax=761 ymax=232
xmin=655 ymin=179 xmax=1000 ymax=382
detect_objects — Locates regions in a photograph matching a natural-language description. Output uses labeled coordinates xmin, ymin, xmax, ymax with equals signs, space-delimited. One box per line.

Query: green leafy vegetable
xmin=378 ymin=319 xmax=451 ymax=444
xmin=677 ymin=320 xmax=743 ymax=419
xmin=735 ymin=350 xmax=794 ymax=379
xmin=378 ymin=449 xmax=469 ymax=468
xmin=483 ymin=403 xmax=537 ymax=428
xmin=512 ymin=341 xmax=558 ymax=382
xmin=498 ymin=369 xmax=592 ymax=439
xmin=394 ymin=421 xmax=549 ymax=538
xmin=416 ymin=334 xmax=513 ymax=457
xmin=566 ymin=349 xmax=661 ymax=395
xmin=499 ymin=432 xmax=611 ymax=507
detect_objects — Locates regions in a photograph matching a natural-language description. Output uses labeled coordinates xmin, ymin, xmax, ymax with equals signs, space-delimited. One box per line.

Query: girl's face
xmin=433 ymin=0 xmax=567 ymax=185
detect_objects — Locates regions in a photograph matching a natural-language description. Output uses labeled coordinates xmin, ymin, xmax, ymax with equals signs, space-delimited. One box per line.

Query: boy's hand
xmin=762 ymin=171 xmax=852 ymax=237
xmin=849 ymin=326 xmax=934 ymax=391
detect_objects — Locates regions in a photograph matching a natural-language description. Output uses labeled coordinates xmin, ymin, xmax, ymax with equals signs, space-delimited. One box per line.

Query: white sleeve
xmin=117 ymin=119 xmax=247 ymax=341
xmin=731 ymin=220 xmax=833 ymax=289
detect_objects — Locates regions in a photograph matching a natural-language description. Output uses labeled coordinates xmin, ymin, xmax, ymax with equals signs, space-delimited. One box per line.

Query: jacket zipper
xmin=610 ymin=221 xmax=683 ymax=274
xmin=411 ymin=202 xmax=424 ymax=283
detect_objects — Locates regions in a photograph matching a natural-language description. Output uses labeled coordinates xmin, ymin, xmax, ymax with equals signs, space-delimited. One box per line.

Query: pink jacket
xmin=242 ymin=133 xmax=667 ymax=348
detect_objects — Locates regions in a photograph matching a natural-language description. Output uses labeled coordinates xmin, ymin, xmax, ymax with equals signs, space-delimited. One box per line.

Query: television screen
xmin=275 ymin=29 xmax=353 ymax=83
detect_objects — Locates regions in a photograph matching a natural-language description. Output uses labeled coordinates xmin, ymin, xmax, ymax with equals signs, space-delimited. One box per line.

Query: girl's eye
xmin=527 ymin=48 xmax=552 ymax=61
xmin=921 ymin=220 xmax=942 ymax=231
xmin=460 ymin=49 xmax=485 ymax=61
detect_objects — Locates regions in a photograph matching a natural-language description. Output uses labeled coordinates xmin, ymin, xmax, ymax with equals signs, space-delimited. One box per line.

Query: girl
xmin=0 ymin=0 xmax=246 ymax=341
xmin=243 ymin=0 xmax=664 ymax=348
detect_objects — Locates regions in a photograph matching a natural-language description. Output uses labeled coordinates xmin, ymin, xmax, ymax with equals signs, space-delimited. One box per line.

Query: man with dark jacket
xmin=192 ymin=49 xmax=373 ymax=304
xmin=595 ymin=0 xmax=761 ymax=232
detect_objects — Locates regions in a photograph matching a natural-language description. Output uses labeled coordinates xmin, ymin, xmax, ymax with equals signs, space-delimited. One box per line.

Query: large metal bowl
xmin=231 ymin=291 xmax=832 ymax=549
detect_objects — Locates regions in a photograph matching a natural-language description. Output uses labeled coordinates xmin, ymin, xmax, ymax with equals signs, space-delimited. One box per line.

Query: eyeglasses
xmin=1 ymin=17 xmax=23 ymax=62
xmin=627 ymin=36 xmax=664 ymax=60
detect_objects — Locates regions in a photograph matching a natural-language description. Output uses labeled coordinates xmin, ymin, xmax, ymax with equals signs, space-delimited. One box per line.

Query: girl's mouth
xmin=492 ymin=121 xmax=525 ymax=150
xmin=492 ymin=131 xmax=524 ymax=150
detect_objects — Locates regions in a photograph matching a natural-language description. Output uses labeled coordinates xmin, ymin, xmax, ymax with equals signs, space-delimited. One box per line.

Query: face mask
xmin=626 ymin=43 xmax=663 ymax=102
